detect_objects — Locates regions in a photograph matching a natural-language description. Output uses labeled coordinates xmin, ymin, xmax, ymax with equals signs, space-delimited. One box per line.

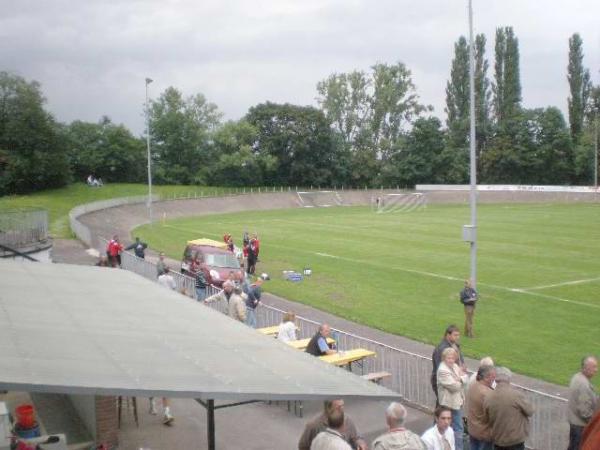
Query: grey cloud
xmin=1 ymin=0 xmax=598 ymax=135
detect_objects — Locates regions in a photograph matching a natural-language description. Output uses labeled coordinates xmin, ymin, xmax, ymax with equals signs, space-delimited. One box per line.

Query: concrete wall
xmin=68 ymin=395 xmax=96 ymax=438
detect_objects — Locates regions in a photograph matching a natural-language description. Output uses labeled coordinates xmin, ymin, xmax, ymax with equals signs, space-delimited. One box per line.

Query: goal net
xmin=372 ymin=193 xmax=427 ymax=213
xmin=297 ymin=191 xmax=343 ymax=208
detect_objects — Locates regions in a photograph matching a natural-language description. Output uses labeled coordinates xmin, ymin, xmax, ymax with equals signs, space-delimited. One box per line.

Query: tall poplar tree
xmin=493 ymin=27 xmax=521 ymax=127
xmin=445 ymin=36 xmax=470 ymax=150
xmin=474 ymin=34 xmax=491 ymax=156
xmin=567 ymin=33 xmax=591 ymax=143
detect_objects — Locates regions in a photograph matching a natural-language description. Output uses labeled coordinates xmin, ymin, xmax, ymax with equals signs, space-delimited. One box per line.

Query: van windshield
xmin=205 ymin=253 xmax=240 ymax=269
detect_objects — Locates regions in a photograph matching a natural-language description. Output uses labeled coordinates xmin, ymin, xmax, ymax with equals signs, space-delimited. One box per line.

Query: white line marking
xmin=161 ymin=224 xmax=600 ymax=310
xmin=520 ymin=277 xmax=600 ymax=291
xmin=315 ymin=252 xmax=339 ymax=258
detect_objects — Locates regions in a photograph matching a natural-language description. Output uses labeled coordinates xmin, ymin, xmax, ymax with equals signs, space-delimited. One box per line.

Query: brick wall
xmin=95 ymin=396 xmax=118 ymax=448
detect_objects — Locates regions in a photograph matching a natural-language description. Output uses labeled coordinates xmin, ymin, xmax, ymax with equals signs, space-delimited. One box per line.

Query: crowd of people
xmin=97 ymin=234 xmax=599 ymax=449
xmin=222 ymin=230 xmax=261 ymax=275
xmin=293 ymin=323 xmax=598 ymax=450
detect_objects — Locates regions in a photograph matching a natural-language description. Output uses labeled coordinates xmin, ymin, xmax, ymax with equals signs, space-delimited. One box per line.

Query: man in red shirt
xmin=106 ymin=235 xmax=124 ymax=267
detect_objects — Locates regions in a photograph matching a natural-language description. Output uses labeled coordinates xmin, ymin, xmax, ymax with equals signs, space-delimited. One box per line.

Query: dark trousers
xmin=494 ymin=444 xmax=524 ymax=450
xmin=567 ymin=424 xmax=584 ymax=450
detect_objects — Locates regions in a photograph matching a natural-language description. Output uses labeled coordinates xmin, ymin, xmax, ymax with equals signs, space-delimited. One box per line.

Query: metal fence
xmin=0 ymin=209 xmax=48 ymax=248
xmin=100 ymin=243 xmax=568 ymax=450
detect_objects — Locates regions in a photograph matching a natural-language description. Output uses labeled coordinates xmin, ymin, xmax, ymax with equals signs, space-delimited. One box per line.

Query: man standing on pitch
xmin=460 ymin=279 xmax=478 ymax=338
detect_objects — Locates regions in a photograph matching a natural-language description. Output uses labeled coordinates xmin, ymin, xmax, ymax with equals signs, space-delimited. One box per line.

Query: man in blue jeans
xmin=245 ymin=277 xmax=264 ymax=328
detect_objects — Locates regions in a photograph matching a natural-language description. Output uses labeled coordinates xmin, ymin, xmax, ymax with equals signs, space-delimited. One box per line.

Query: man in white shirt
xmin=422 ymin=406 xmax=455 ymax=450
xmin=157 ymin=267 xmax=176 ymax=290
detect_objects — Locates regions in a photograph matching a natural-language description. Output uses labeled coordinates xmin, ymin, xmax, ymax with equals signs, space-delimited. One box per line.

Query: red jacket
xmin=107 ymin=240 xmax=123 ymax=257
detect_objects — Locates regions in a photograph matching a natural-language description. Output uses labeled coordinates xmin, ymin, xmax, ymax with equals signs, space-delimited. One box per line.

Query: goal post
xmin=372 ymin=192 xmax=427 ymax=213
xmin=296 ymin=190 xmax=343 ymax=208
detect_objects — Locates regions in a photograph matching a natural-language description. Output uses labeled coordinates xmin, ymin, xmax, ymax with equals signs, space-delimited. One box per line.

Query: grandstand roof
xmin=0 ymin=260 xmax=400 ymax=402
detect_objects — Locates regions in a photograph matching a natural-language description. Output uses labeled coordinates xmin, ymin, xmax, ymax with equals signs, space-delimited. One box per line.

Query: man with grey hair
xmin=483 ymin=367 xmax=534 ymax=450
xmin=372 ymin=402 xmax=426 ymax=449
xmin=204 ymin=281 xmax=246 ymax=322
xmin=567 ymin=355 xmax=598 ymax=450
xmin=466 ymin=365 xmax=496 ymax=450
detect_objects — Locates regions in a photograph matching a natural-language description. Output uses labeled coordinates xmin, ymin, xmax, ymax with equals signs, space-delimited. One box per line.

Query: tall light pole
xmin=466 ymin=0 xmax=477 ymax=287
xmin=595 ymin=108 xmax=598 ymax=189
xmin=145 ymin=77 xmax=153 ymax=224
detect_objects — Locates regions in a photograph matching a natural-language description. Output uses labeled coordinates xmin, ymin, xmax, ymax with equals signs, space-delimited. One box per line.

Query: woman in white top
xmin=437 ymin=347 xmax=468 ymax=450
xmin=277 ymin=312 xmax=297 ymax=342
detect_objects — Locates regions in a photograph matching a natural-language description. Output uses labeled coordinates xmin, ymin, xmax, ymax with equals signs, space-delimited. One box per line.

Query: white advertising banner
xmin=416 ymin=184 xmax=600 ymax=193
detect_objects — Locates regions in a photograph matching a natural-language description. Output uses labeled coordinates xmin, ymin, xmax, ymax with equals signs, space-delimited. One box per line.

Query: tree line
xmin=0 ymin=30 xmax=598 ymax=195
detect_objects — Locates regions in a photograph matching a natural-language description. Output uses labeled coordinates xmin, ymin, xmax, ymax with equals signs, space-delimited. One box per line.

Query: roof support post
xmin=207 ymin=399 xmax=215 ymax=450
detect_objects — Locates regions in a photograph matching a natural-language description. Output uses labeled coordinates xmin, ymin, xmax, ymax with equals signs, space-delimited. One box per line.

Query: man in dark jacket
xmin=431 ymin=325 xmax=465 ymax=402
xmin=125 ymin=237 xmax=148 ymax=259
xmin=305 ymin=324 xmax=337 ymax=357
xmin=460 ymin=279 xmax=478 ymax=338
xmin=245 ymin=278 xmax=263 ymax=328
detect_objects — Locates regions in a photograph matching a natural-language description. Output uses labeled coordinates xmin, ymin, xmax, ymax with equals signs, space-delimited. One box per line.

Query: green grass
xmin=134 ymin=203 xmax=600 ymax=387
xmin=0 ymin=183 xmax=236 ymax=238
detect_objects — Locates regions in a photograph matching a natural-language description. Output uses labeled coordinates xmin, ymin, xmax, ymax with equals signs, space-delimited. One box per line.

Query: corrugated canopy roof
xmin=0 ymin=261 xmax=400 ymax=402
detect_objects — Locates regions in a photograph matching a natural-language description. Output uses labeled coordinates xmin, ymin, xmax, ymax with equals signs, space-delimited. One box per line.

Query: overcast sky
xmin=2 ymin=0 xmax=599 ymax=135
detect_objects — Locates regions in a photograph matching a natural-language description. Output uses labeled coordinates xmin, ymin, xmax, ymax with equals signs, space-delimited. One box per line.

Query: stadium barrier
xmin=100 ymin=245 xmax=568 ymax=450
xmin=70 ymin=195 xmax=159 ymax=247
xmin=0 ymin=209 xmax=48 ymax=249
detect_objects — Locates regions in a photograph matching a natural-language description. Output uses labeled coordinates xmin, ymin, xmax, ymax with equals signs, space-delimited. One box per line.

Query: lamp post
xmin=466 ymin=0 xmax=477 ymax=287
xmin=145 ymin=77 xmax=153 ymax=224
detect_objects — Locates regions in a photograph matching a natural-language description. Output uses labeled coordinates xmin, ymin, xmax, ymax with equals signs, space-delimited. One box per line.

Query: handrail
xmin=0 ymin=243 xmax=39 ymax=261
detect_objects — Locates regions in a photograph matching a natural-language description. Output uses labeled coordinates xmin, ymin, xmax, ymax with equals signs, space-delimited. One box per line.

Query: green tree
xmin=567 ymin=33 xmax=592 ymax=143
xmin=474 ymin=34 xmax=492 ymax=158
xmin=445 ymin=36 xmax=470 ymax=150
xmin=149 ymin=87 xmax=222 ymax=185
xmin=0 ymin=72 xmax=70 ymax=195
xmin=316 ymin=62 xmax=426 ymax=186
xmin=245 ymin=102 xmax=341 ymax=187
xmin=64 ymin=117 xmax=146 ymax=183
xmin=209 ymin=120 xmax=276 ymax=187
xmin=380 ymin=117 xmax=445 ymax=187
xmin=528 ymin=107 xmax=573 ymax=184
xmin=493 ymin=27 xmax=521 ymax=126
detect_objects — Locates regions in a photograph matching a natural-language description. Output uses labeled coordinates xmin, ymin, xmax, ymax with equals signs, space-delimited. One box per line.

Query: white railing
xmin=0 ymin=209 xmax=48 ymax=248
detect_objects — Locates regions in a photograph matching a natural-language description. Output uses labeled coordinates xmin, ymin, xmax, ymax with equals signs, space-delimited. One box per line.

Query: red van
xmin=180 ymin=238 xmax=243 ymax=287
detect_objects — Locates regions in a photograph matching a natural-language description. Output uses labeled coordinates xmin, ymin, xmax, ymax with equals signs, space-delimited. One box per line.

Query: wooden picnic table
xmin=319 ymin=348 xmax=376 ymax=373
xmin=257 ymin=325 xmax=299 ymax=337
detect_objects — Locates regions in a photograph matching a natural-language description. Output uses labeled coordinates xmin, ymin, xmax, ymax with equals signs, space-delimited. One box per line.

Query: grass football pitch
xmin=135 ymin=202 xmax=600 ymax=387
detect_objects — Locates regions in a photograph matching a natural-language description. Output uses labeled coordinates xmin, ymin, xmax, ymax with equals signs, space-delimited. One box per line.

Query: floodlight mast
xmin=145 ymin=77 xmax=153 ymax=224
xmin=468 ymin=0 xmax=477 ymax=287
